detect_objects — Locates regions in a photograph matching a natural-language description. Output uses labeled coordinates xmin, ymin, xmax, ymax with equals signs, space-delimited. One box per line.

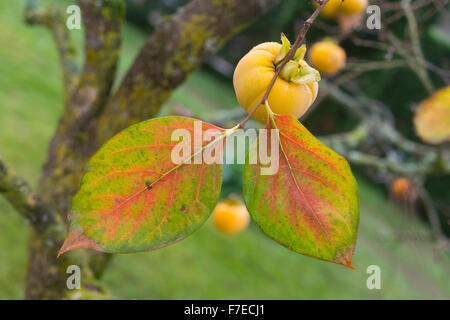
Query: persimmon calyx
xmin=279 ymin=59 xmax=321 ymax=84
xmin=274 ymin=33 xmax=292 ymax=65
xmin=275 ymin=34 xmax=321 ymax=85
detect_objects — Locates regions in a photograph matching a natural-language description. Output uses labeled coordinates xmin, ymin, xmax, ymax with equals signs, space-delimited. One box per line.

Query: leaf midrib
xmin=269 ymin=114 xmax=333 ymax=242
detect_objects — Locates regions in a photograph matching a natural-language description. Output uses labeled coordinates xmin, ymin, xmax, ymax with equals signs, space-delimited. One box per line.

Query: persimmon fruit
xmin=233 ymin=36 xmax=320 ymax=123
xmin=314 ymin=0 xmax=368 ymax=18
xmin=391 ymin=178 xmax=418 ymax=201
xmin=213 ymin=197 xmax=250 ymax=234
xmin=308 ymin=40 xmax=346 ymax=76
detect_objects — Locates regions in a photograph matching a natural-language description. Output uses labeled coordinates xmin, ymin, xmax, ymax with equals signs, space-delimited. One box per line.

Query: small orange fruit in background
xmin=308 ymin=40 xmax=346 ymax=76
xmin=213 ymin=196 xmax=250 ymax=234
xmin=391 ymin=178 xmax=418 ymax=202
xmin=233 ymin=35 xmax=320 ymax=124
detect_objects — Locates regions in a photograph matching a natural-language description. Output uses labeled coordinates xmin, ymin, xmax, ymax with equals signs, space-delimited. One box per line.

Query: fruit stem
xmin=237 ymin=0 xmax=330 ymax=129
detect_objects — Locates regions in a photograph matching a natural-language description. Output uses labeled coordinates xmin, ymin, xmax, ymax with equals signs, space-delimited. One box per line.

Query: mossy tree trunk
xmin=20 ymin=0 xmax=281 ymax=299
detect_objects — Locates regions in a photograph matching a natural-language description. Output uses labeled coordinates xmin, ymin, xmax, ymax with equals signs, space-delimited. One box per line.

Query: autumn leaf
xmin=59 ymin=117 xmax=229 ymax=255
xmin=414 ymin=86 xmax=450 ymax=145
xmin=243 ymin=106 xmax=359 ymax=268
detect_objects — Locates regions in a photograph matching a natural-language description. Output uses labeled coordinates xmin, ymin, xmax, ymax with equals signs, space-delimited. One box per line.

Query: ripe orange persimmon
xmin=233 ymin=36 xmax=320 ymax=123
xmin=213 ymin=198 xmax=250 ymax=235
xmin=308 ymin=40 xmax=346 ymax=76
xmin=391 ymin=178 xmax=418 ymax=201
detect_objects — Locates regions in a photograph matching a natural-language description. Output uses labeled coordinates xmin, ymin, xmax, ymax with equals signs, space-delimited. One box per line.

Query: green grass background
xmin=0 ymin=0 xmax=449 ymax=299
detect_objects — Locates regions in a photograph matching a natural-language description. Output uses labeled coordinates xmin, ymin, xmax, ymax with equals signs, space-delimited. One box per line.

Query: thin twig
xmin=384 ymin=0 xmax=438 ymax=24
xmin=401 ymin=0 xmax=434 ymax=94
xmin=387 ymin=32 xmax=434 ymax=94
xmin=418 ymin=184 xmax=446 ymax=241
xmin=345 ymin=60 xmax=408 ymax=71
xmin=350 ymin=36 xmax=390 ymax=51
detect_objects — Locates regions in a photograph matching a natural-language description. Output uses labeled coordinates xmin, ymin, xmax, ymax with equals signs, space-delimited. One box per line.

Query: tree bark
xmin=24 ymin=0 xmax=281 ymax=299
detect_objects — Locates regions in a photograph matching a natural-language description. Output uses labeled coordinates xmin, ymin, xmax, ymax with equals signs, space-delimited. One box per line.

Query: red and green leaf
xmin=59 ymin=116 xmax=225 ymax=255
xmin=243 ymin=111 xmax=359 ymax=268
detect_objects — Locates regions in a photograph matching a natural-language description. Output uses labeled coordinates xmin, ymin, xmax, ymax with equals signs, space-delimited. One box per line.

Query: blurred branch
xmin=383 ymin=0 xmax=440 ymax=24
xmin=418 ymin=0 xmax=449 ymax=25
xmin=344 ymin=60 xmax=408 ymax=71
xmin=319 ymin=123 xmax=369 ymax=154
xmin=349 ymin=36 xmax=389 ymax=51
xmin=418 ymin=183 xmax=446 ymax=242
xmin=401 ymin=0 xmax=434 ymax=93
xmin=313 ymin=71 xmax=364 ymax=107
xmin=387 ymin=31 xmax=434 ymax=94
xmin=338 ymin=150 xmax=431 ymax=175
xmin=0 ymin=154 xmax=56 ymax=232
xmin=421 ymin=60 xmax=450 ymax=84
xmin=382 ymin=0 xmax=448 ymax=91
xmin=25 ymin=0 xmax=79 ymax=99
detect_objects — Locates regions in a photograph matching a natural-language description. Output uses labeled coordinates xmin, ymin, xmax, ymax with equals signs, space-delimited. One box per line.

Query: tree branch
xmin=0 ymin=155 xmax=56 ymax=232
xmin=73 ymin=0 xmax=125 ymax=120
xmin=59 ymin=0 xmax=125 ymax=134
xmin=25 ymin=0 xmax=79 ymax=100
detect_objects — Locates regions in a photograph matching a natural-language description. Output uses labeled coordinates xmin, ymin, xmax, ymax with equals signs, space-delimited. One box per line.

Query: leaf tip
xmin=58 ymin=230 xmax=103 ymax=257
xmin=335 ymin=244 xmax=356 ymax=269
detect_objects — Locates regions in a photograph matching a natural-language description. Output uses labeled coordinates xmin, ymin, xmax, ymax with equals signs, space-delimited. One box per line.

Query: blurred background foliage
xmin=0 ymin=0 xmax=449 ymax=299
